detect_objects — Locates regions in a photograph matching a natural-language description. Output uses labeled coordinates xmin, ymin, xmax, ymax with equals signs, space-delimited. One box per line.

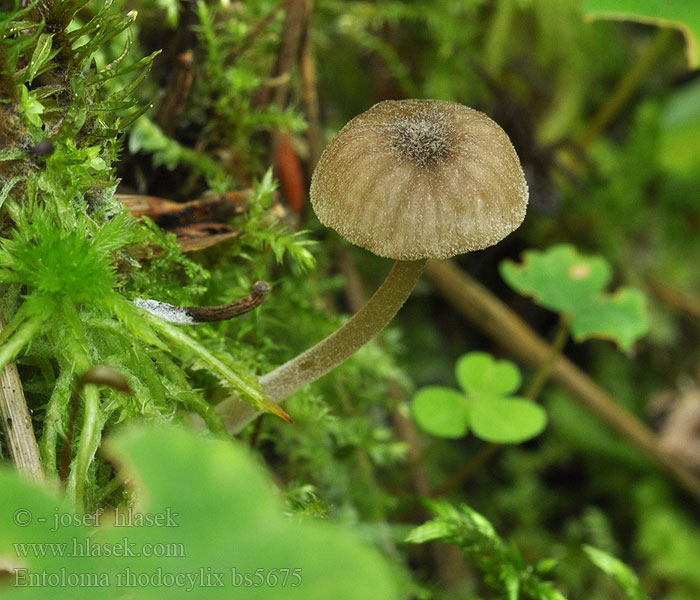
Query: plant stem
xmin=300 ymin=1 xmax=321 ymax=170
xmin=261 ymin=259 xmax=427 ymax=402
xmin=578 ymin=27 xmax=673 ymax=150
xmin=433 ymin=443 xmax=502 ymax=498
xmin=40 ymin=365 xmax=74 ymax=477
xmin=0 ymin=314 xmax=44 ymax=373
xmin=70 ymin=385 xmax=101 ymax=512
xmin=94 ymin=475 xmax=126 ymax=505
xmin=524 ymin=315 xmax=569 ymax=400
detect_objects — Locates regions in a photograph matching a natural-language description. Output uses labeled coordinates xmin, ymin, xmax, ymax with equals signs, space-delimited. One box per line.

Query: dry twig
xmin=0 ymin=308 xmax=43 ymax=480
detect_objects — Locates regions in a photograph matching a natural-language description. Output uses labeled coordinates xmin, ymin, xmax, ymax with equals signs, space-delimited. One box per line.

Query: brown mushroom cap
xmin=310 ymin=99 xmax=529 ymax=260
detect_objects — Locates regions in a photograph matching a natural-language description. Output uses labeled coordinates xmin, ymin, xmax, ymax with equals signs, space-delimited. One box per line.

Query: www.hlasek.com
xmin=14 ymin=536 xmax=184 ymax=558
xmin=14 ymin=567 xmax=303 ymax=591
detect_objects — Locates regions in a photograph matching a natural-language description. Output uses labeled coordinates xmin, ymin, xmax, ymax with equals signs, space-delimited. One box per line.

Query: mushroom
xmin=230 ymin=99 xmax=528 ymax=429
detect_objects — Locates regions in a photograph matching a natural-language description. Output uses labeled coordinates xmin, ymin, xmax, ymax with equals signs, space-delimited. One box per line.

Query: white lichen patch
xmin=133 ymin=298 xmax=195 ymax=324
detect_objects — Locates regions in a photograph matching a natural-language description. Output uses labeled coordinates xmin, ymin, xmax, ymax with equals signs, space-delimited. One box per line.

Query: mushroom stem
xmin=262 ymin=258 xmax=427 ymax=401
xmin=222 ymin=259 xmax=426 ymax=432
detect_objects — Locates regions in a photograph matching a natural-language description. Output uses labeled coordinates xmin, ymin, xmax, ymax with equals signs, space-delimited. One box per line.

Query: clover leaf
xmin=0 ymin=424 xmax=398 ymax=599
xmin=469 ymin=397 xmax=548 ymax=444
xmin=500 ymin=244 xmax=650 ymax=351
xmin=412 ymin=352 xmax=547 ymax=444
xmin=412 ymin=387 xmax=469 ymax=439
xmin=456 ymin=352 xmax=521 ymax=397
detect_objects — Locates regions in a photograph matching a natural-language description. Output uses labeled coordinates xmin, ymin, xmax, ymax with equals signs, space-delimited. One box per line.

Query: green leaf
xmin=500 ymin=562 xmax=520 ymax=600
xmin=0 ymin=424 xmax=399 ymax=599
xmin=500 ymin=244 xmax=611 ymax=315
xmin=136 ymin=310 xmax=284 ymax=420
xmin=411 ymin=353 xmax=538 ymax=443
xmin=583 ymin=545 xmax=649 ymax=600
xmin=469 ymin=397 xmax=547 ymax=444
xmin=502 ymin=245 xmax=650 ymax=350
xmin=456 ymin=352 xmax=521 ymax=398
xmin=570 ymin=288 xmax=650 ymax=351
xmin=583 ymin=0 xmax=700 ymax=68
xmin=19 ymin=85 xmax=45 ymax=127
xmin=404 ymin=519 xmax=457 ymax=544
xmin=412 ymin=386 xmax=469 ymax=438
xmin=25 ymin=33 xmax=55 ymax=84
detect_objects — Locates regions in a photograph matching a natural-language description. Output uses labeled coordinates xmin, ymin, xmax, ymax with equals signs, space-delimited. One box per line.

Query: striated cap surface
xmin=310 ymin=99 xmax=529 ymax=260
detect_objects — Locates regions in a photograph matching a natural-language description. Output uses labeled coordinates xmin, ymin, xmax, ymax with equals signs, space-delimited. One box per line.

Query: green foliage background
xmin=2 ymin=0 xmax=700 ymax=598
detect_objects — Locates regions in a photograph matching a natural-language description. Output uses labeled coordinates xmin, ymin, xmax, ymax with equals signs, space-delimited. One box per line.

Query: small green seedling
xmin=500 ymin=244 xmax=649 ymax=351
xmin=406 ymin=500 xmax=567 ymax=600
xmin=406 ymin=500 xmax=650 ymax=600
xmin=412 ymin=352 xmax=547 ymax=443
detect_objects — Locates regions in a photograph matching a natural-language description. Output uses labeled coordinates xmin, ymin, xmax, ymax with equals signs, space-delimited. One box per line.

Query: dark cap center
xmin=390 ymin=115 xmax=451 ymax=167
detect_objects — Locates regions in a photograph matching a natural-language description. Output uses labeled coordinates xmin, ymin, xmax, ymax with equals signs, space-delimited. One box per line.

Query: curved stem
xmin=223 ymin=259 xmax=426 ymax=433
xmin=71 ymin=385 xmax=100 ymax=511
xmin=260 ymin=259 xmax=426 ymax=402
xmin=40 ymin=366 xmax=74 ymax=477
xmin=524 ymin=315 xmax=569 ymax=400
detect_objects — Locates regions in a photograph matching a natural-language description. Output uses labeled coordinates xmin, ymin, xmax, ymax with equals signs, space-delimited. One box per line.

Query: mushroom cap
xmin=309 ymin=99 xmax=529 ymax=260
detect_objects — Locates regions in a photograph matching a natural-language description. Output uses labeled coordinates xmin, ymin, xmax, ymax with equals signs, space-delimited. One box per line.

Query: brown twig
xmin=423 ymin=258 xmax=700 ymax=502
xmin=134 ymin=281 xmax=271 ymax=324
xmin=185 ymin=281 xmax=271 ymax=322
xmin=300 ymin=2 xmax=321 ymax=170
xmin=0 ymin=308 xmax=43 ymax=480
xmin=335 ymin=253 xmax=433 ymax=498
xmin=272 ymin=0 xmax=311 ymax=108
xmin=116 ymin=191 xmax=248 ymax=226
xmin=266 ymin=0 xmax=313 ymax=213
xmin=334 ymin=251 xmax=458 ymax=573
xmin=155 ymin=50 xmax=195 ymax=136
xmin=647 ymin=276 xmax=700 ymax=321
xmin=336 ymin=249 xmax=370 ymax=315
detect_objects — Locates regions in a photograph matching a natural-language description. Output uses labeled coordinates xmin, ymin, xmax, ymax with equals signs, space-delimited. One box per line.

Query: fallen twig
xmin=300 ymin=1 xmax=321 ymax=170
